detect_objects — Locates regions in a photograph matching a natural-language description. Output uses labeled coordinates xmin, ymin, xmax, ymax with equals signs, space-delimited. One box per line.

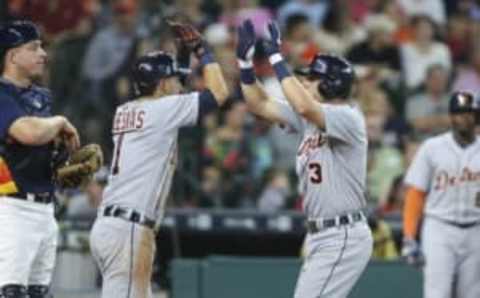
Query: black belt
xmin=306 ymin=211 xmax=364 ymax=234
xmin=8 ymin=192 xmax=54 ymax=204
xmin=103 ymin=205 xmax=155 ymax=229
xmin=445 ymin=220 xmax=480 ymax=229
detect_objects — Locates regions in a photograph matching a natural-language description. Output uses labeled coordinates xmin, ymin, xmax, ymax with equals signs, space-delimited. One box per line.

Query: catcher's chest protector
xmin=0 ymin=79 xmax=56 ymax=195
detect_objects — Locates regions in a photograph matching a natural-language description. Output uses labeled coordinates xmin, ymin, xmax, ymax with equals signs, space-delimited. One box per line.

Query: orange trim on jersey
xmin=0 ymin=158 xmax=18 ymax=195
xmin=403 ymin=187 xmax=426 ymax=239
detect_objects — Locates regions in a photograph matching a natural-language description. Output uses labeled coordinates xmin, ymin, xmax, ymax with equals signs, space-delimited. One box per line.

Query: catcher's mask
xmin=294 ymin=54 xmax=355 ymax=101
xmin=131 ymin=51 xmax=189 ymax=97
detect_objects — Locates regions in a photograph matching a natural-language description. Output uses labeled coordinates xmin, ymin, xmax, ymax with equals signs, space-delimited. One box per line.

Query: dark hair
xmin=0 ymin=48 xmax=7 ymax=75
xmin=285 ymin=14 xmax=309 ymax=38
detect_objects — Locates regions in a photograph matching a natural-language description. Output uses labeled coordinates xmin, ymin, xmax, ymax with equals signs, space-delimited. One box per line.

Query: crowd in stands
xmin=3 ymin=0 xmax=480 ymax=257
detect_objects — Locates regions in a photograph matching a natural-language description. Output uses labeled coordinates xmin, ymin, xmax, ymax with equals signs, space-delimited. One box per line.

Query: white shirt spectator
xmin=401 ymin=43 xmax=451 ymax=89
xmin=397 ymin=0 xmax=446 ymax=25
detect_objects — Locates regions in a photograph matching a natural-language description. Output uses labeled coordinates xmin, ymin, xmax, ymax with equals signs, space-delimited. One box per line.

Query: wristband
xmin=240 ymin=68 xmax=256 ymax=85
xmin=238 ymin=59 xmax=254 ymax=69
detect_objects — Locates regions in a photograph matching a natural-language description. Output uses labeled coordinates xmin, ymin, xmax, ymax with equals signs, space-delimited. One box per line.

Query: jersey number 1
xmin=308 ymin=162 xmax=322 ymax=184
xmin=111 ymin=133 xmax=125 ymax=176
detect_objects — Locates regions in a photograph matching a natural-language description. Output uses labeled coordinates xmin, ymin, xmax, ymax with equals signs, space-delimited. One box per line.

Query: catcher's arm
xmin=9 ymin=116 xmax=80 ymax=150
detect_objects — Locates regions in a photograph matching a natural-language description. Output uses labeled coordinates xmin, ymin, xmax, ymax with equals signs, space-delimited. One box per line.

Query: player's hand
xmin=401 ymin=239 xmax=424 ymax=267
xmin=236 ymin=19 xmax=256 ymax=65
xmin=167 ymin=20 xmax=204 ymax=58
xmin=264 ymin=21 xmax=282 ymax=57
xmin=61 ymin=118 xmax=80 ymax=152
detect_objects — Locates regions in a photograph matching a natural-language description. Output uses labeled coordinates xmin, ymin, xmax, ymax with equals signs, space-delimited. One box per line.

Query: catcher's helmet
xmin=294 ymin=54 xmax=355 ymax=100
xmin=0 ymin=20 xmax=40 ymax=51
xmin=131 ymin=51 xmax=187 ymax=96
xmin=0 ymin=20 xmax=41 ymax=68
xmin=449 ymin=91 xmax=478 ymax=114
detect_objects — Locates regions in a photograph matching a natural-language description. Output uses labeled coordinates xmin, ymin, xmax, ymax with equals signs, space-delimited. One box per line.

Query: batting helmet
xmin=131 ymin=51 xmax=187 ymax=96
xmin=449 ymin=91 xmax=478 ymax=114
xmin=294 ymin=54 xmax=355 ymax=100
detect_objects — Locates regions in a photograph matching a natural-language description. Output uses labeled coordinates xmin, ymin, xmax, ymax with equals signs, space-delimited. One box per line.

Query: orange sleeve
xmin=403 ymin=187 xmax=427 ymax=239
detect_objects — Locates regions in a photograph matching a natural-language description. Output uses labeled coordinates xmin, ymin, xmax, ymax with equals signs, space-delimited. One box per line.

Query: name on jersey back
xmin=113 ymin=107 xmax=145 ymax=134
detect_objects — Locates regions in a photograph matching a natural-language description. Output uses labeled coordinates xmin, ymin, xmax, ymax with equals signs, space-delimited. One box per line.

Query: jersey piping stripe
xmin=126 ymin=223 xmax=135 ymax=298
xmin=317 ymin=226 xmax=348 ymax=297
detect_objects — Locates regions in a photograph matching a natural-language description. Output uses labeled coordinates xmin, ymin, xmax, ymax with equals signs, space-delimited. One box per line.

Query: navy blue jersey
xmin=0 ymin=79 xmax=56 ymax=194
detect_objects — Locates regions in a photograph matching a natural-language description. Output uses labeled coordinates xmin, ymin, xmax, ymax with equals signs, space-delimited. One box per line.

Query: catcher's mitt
xmin=167 ymin=20 xmax=203 ymax=54
xmin=56 ymin=144 xmax=104 ymax=188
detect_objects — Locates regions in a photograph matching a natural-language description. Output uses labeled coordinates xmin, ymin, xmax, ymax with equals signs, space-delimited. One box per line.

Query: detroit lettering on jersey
xmin=112 ymin=107 xmax=145 ymax=134
xmin=297 ymin=132 xmax=328 ymax=157
xmin=435 ymin=167 xmax=480 ymax=191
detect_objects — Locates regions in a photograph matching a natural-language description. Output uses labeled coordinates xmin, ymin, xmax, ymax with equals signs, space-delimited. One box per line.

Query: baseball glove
xmin=56 ymin=144 xmax=104 ymax=188
xmin=167 ymin=20 xmax=203 ymax=54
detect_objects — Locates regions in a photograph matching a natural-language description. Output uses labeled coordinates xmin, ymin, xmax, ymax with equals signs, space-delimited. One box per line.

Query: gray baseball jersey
xmin=277 ymin=100 xmax=368 ymax=218
xmin=275 ymin=99 xmax=372 ymax=298
xmin=101 ymin=92 xmax=200 ymax=222
xmin=404 ymin=132 xmax=480 ymax=223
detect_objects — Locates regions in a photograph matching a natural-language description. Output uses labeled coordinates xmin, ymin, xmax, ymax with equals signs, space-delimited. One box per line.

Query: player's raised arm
xmin=262 ymin=22 xmax=326 ymax=129
xmin=168 ymin=21 xmax=228 ymax=107
xmin=237 ymin=20 xmax=303 ymax=132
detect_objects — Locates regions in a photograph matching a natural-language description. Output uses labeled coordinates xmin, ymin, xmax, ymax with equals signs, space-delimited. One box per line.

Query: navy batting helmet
xmin=294 ymin=54 xmax=355 ymax=100
xmin=449 ymin=91 xmax=478 ymax=114
xmin=131 ymin=51 xmax=188 ymax=96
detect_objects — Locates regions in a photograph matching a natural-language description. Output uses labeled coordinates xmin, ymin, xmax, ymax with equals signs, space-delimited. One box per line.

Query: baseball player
xmin=0 ymin=21 xmax=80 ymax=298
xmin=237 ymin=20 xmax=372 ymax=298
xmin=402 ymin=91 xmax=480 ymax=298
xmin=89 ymin=23 xmax=228 ymax=298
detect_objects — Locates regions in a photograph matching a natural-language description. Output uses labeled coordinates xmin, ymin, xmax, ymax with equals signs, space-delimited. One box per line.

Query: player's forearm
xmin=240 ymin=81 xmax=269 ymax=112
xmin=203 ymin=62 xmax=229 ymax=106
xmin=9 ymin=116 xmax=66 ymax=145
xmin=270 ymin=55 xmax=325 ymax=127
xmin=403 ymin=186 xmax=426 ymax=240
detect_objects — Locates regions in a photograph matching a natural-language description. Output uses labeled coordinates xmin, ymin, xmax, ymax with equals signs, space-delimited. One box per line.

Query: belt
xmin=445 ymin=220 xmax=480 ymax=229
xmin=306 ymin=211 xmax=364 ymax=234
xmin=103 ymin=205 xmax=155 ymax=229
xmin=8 ymin=192 xmax=54 ymax=204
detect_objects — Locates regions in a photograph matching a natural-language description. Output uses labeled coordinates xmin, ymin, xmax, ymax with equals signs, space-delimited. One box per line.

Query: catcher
xmin=89 ymin=21 xmax=228 ymax=298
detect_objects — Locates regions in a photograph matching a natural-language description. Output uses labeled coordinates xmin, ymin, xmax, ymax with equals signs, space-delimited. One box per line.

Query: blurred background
xmin=2 ymin=0 xmax=480 ymax=297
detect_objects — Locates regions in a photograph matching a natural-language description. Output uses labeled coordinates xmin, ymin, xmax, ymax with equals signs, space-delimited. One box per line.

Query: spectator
xmin=406 ymin=64 xmax=451 ymax=138
xmin=314 ymin=0 xmax=367 ymax=54
xmin=81 ymin=0 xmax=140 ymax=106
xmin=368 ymin=214 xmax=400 ymax=260
xmin=257 ymin=169 xmax=291 ymax=212
xmin=277 ymin=0 xmax=330 ymax=29
xmin=400 ymin=15 xmax=451 ymax=90
xmin=283 ymin=14 xmax=320 ymax=66
xmin=379 ymin=175 xmax=406 ymax=216
xmin=347 ymin=14 xmax=401 ymax=72
xmin=452 ymin=48 xmax=480 ymax=94
xmin=197 ymin=166 xmax=223 ymax=208
xmin=397 ymin=0 xmax=447 ymax=25
xmin=204 ymin=101 xmax=252 ymax=207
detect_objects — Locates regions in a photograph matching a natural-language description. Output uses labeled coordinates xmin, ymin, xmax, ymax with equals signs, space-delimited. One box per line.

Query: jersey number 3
xmin=111 ymin=133 xmax=125 ymax=176
xmin=308 ymin=162 xmax=322 ymax=184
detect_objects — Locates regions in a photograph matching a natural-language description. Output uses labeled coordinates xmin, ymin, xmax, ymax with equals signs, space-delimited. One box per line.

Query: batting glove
xmin=401 ymin=238 xmax=424 ymax=267
xmin=264 ymin=21 xmax=282 ymax=57
xmin=237 ymin=19 xmax=256 ymax=69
